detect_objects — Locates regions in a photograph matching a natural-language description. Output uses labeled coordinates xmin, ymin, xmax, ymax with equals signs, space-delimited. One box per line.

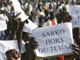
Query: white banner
xmin=69 ymin=5 xmax=80 ymax=28
xmin=12 ymin=0 xmax=28 ymax=21
xmin=0 ymin=40 xmax=19 ymax=60
xmin=0 ymin=14 xmax=7 ymax=31
xmin=23 ymin=20 xmax=38 ymax=33
xmin=12 ymin=0 xmax=23 ymax=14
xmin=12 ymin=0 xmax=38 ymax=32
xmin=32 ymin=23 xmax=74 ymax=58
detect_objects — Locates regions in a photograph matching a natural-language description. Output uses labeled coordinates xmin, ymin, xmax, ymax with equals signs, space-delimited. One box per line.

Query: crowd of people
xmin=0 ymin=0 xmax=80 ymax=60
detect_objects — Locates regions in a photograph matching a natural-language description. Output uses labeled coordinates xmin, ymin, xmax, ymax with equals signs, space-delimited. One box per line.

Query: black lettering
xmin=51 ymin=31 xmax=55 ymax=36
xmin=43 ymin=48 xmax=48 ymax=53
xmin=64 ymin=45 xmax=70 ymax=49
xmin=47 ymin=32 xmax=51 ymax=36
xmin=38 ymin=48 xmax=44 ymax=53
xmin=73 ymin=21 xmax=79 ymax=25
xmin=76 ymin=10 xmax=79 ymax=14
xmin=55 ymin=30 xmax=60 ymax=35
xmin=76 ymin=10 xmax=80 ymax=14
xmin=55 ymin=37 xmax=64 ymax=43
xmin=56 ymin=38 xmax=59 ymax=43
xmin=78 ymin=15 xmax=80 ymax=19
xmin=46 ymin=37 xmax=64 ymax=45
xmin=46 ymin=39 xmax=48 ymax=45
xmin=38 ymin=47 xmax=48 ymax=53
xmin=60 ymin=29 xmax=65 ymax=34
xmin=60 ymin=37 xmax=64 ymax=42
xmin=54 ymin=46 xmax=57 ymax=51
xmin=58 ymin=45 xmax=62 ymax=50
xmin=46 ymin=39 xmax=55 ymax=45
xmin=69 ymin=44 xmax=71 ymax=48
xmin=52 ymin=38 xmax=56 ymax=43
xmin=50 ymin=46 xmax=54 ymax=51
xmin=61 ymin=45 xmax=64 ymax=50
xmin=46 ymin=39 xmax=51 ymax=45
xmin=42 ymin=32 xmax=46 ymax=37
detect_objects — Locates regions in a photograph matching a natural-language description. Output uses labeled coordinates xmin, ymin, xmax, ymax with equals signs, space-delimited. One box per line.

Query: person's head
xmin=56 ymin=4 xmax=59 ymax=9
xmin=45 ymin=10 xmax=49 ymax=16
xmin=71 ymin=1 xmax=76 ymax=5
xmin=39 ymin=15 xmax=45 ymax=27
xmin=29 ymin=11 xmax=36 ymax=22
xmin=11 ymin=6 xmax=14 ymax=11
xmin=65 ymin=2 xmax=68 ymax=5
xmin=38 ymin=2 xmax=40 ymax=5
xmin=23 ymin=32 xmax=32 ymax=42
xmin=59 ymin=9 xmax=62 ymax=13
xmin=50 ymin=12 xmax=54 ymax=20
xmin=4 ymin=2 xmax=7 ymax=7
xmin=49 ymin=3 xmax=52 ymax=9
xmin=43 ymin=2 xmax=46 ymax=5
xmin=39 ymin=9 xmax=42 ymax=12
xmin=63 ymin=15 xmax=72 ymax=23
xmin=63 ymin=7 xmax=67 ymax=12
xmin=9 ymin=12 xmax=15 ymax=20
xmin=28 ymin=2 xmax=30 ymax=5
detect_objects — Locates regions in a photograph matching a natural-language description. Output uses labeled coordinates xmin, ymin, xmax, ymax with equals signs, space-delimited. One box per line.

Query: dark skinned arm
xmin=5 ymin=13 xmax=21 ymax=40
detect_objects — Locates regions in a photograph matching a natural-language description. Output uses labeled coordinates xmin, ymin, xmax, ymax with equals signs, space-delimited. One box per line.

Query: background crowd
xmin=0 ymin=0 xmax=80 ymax=60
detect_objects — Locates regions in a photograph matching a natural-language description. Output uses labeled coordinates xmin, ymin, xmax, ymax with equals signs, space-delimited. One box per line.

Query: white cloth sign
xmin=17 ymin=13 xmax=28 ymax=22
xmin=12 ymin=0 xmax=28 ymax=21
xmin=0 ymin=14 xmax=7 ymax=31
xmin=12 ymin=0 xmax=23 ymax=14
xmin=69 ymin=5 xmax=80 ymax=28
xmin=32 ymin=23 xmax=74 ymax=58
xmin=23 ymin=20 xmax=38 ymax=33
xmin=0 ymin=14 xmax=6 ymax=21
xmin=12 ymin=0 xmax=37 ymax=31
xmin=0 ymin=40 xmax=19 ymax=60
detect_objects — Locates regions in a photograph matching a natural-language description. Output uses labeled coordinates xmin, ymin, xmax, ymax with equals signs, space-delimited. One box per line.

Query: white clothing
xmin=24 ymin=3 xmax=28 ymax=8
xmin=37 ymin=10 xmax=45 ymax=17
xmin=47 ymin=18 xmax=57 ymax=26
xmin=65 ymin=4 xmax=69 ymax=12
xmin=34 ymin=16 xmax=39 ymax=26
xmin=4 ymin=14 xmax=9 ymax=22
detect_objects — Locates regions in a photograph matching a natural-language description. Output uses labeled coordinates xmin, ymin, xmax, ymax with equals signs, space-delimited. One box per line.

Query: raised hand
xmin=5 ymin=49 xmax=21 ymax=60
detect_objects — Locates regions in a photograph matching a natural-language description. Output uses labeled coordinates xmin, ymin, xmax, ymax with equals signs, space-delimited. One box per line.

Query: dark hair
xmin=66 ymin=2 xmax=68 ymax=5
xmin=39 ymin=15 xmax=44 ymax=23
xmin=50 ymin=12 xmax=54 ymax=20
xmin=39 ymin=15 xmax=44 ymax=21
xmin=63 ymin=7 xmax=66 ymax=11
xmin=39 ymin=9 xmax=42 ymax=12
xmin=45 ymin=10 xmax=48 ymax=16
xmin=49 ymin=3 xmax=52 ymax=9
xmin=38 ymin=2 xmax=41 ymax=9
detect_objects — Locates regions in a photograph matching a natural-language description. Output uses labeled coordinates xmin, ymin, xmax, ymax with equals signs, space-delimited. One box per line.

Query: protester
xmin=47 ymin=12 xmax=57 ymax=26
